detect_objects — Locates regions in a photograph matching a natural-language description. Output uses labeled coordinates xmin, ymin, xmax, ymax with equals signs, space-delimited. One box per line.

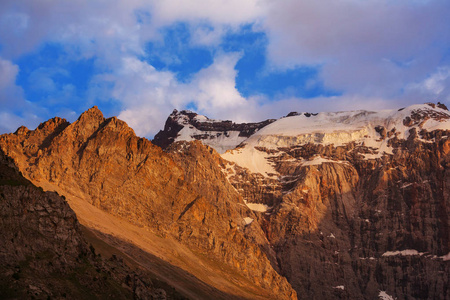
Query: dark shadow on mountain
xmin=83 ymin=226 xmax=249 ymax=300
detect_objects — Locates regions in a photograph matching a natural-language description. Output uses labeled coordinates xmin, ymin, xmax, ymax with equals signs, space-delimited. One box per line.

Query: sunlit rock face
xmin=163 ymin=103 xmax=450 ymax=300
xmin=0 ymin=106 xmax=297 ymax=300
xmin=0 ymin=149 xmax=165 ymax=300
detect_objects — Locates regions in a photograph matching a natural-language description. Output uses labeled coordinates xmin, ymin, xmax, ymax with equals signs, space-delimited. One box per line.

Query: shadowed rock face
xmin=0 ymin=107 xmax=296 ymax=300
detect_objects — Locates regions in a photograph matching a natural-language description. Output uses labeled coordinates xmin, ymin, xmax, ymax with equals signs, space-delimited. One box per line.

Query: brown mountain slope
xmin=0 ymin=148 xmax=173 ymax=300
xmin=0 ymin=107 xmax=296 ymax=299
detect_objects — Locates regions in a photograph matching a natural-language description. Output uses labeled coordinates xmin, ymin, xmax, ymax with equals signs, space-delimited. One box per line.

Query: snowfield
xmin=221 ymin=104 xmax=450 ymax=177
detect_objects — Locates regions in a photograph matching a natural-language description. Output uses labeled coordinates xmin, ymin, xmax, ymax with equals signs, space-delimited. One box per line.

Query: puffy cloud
xmin=262 ymin=0 xmax=450 ymax=99
xmin=1 ymin=0 xmax=450 ymax=137
xmin=0 ymin=57 xmax=23 ymax=109
xmin=0 ymin=57 xmax=44 ymax=133
xmin=405 ymin=67 xmax=450 ymax=103
xmin=0 ymin=0 xmax=263 ymax=59
xmin=148 ymin=0 xmax=264 ymax=27
xmin=0 ymin=0 xmax=146 ymax=61
xmin=0 ymin=58 xmax=18 ymax=90
xmin=112 ymin=53 xmax=253 ymax=137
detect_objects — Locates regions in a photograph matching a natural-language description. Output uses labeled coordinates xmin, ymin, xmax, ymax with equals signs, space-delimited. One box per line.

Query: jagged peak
xmin=102 ymin=116 xmax=136 ymax=136
xmin=77 ymin=106 xmax=105 ymax=124
xmin=14 ymin=126 xmax=29 ymax=135
xmin=37 ymin=116 xmax=69 ymax=131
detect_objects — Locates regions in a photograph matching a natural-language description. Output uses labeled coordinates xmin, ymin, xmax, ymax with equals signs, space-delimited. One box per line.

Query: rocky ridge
xmin=162 ymin=103 xmax=450 ymax=299
xmin=0 ymin=107 xmax=296 ymax=299
xmin=153 ymin=109 xmax=276 ymax=153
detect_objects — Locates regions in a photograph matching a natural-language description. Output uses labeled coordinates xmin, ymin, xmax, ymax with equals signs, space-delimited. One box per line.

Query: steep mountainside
xmin=0 ymin=107 xmax=296 ymax=300
xmin=0 ymin=149 xmax=171 ymax=300
xmin=160 ymin=103 xmax=450 ymax=299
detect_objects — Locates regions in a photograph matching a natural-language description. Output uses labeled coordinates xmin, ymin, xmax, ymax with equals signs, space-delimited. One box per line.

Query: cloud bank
xmin=0 ymin=0 xmax=449 ymax=136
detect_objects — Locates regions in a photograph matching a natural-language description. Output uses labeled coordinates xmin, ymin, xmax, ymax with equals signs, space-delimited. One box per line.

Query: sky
xmin=1 ymin=0 xmax=450 ymax=137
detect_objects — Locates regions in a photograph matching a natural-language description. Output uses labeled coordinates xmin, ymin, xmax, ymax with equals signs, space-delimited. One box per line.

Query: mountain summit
xmin=153 ymin=109 xmax=276 ymax=153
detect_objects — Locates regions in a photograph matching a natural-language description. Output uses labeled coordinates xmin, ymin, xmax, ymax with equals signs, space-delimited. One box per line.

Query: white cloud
xmin=0 ymin=57 xmax=18 ymax=90
xmin=187 ymin=53 xmax=247 ymax=112
xmin=0 ymin=57 xmax=47 ymax=133
xmin=0 ymin=111 xmax=41 ymax=134
xmin=405 ymin=67 xmax=450 ymax=103
xmin=148 ymin=0 xmax=264 ymax=28
xmin=262 ymin=0 xmax=450 ymax=99
xmin=423 ymin=67 xmax=450 ymax=95
xmin=1 ymin=0 xmax=450 ymax=136
xmin=111 ymin=53 xmax=254 ymax=137
xmin=0 ymin=57 xmax=25 ymax=110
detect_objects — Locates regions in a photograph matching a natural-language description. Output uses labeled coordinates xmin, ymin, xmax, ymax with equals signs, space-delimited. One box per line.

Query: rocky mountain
xmin=1 ymin=102 xmax=449 ymax=299
xmin=159 ymin=102 xmax=450 ymax=299
xmin=0 ymin=107 xmax=296 ymax=300
xmin=0 ymin=148 xmax=175 ymax=300
xmin=153 ymin=109 xmax=275 ymax=153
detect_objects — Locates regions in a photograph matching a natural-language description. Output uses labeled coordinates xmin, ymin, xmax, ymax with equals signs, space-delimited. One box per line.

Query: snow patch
xmin=176 ymin=127 xmax=246 ymax=154
xmin=379 ymin=291 xmax=395 ymax=300
xmin=334 ymin=285 xmax=345 ymax=290
xmin=245 ymin=202 xmax=270 ymax=212
xmin=400 ymin=183 xmax=413 ymax=189
xmin=328 ymin=233 xmax=336 ymax=239
xmin=241 ymin=104 xmax=449 ymax=150
xmin=222 ymin=162 xmax=237 ymax=181
xmin=382 ymin=249 xmax=423 ymax=257
xmin=222 ymin=146 xmax=278 ymax=178
xmin=439 ymin=252 xmax=450 ymax=261
xmin=243 ymin=217 xmax=254 ymax=225
xmin=218 ymin=104 xmax=449 ymax=177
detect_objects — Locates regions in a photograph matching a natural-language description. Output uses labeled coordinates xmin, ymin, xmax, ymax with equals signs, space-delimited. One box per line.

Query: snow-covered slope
xmin=156 ymin=103 xmax=450 ymax=177
xmin=223 ymin=103 xmax=450 ymax=176
xmin=153 ymin=109 xmax=275 ymax=153
xmin=245 ymin=104 xmax=450 ymax=148
xmin=176 ymin=124 xmax=247 ymax=154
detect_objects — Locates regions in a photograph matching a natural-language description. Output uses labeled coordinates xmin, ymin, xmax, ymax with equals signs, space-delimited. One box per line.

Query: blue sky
xmin=1 ymin=0 xmax=450 ymax=137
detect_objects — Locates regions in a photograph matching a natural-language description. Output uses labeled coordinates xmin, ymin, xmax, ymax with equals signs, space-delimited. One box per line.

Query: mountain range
xmin=1 ymin=102 xmax=449 ymax=299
